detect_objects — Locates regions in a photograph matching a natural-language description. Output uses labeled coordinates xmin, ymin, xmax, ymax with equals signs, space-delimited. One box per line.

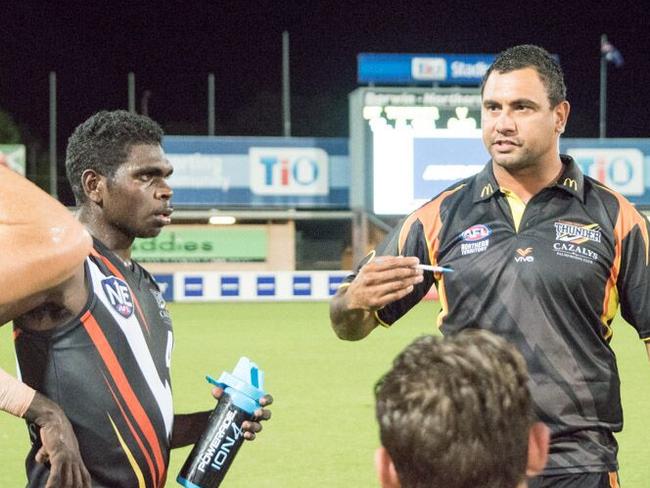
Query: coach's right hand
xmin=330 ymin=255 xmax=423 ymax=341
xmin=27 ymin=392 xmax=91 ymax=488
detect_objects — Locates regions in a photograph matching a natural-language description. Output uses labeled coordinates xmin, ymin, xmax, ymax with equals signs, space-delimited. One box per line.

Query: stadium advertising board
xmin=358 ymin=53 xmax=495 ymax=85
xmin=153 ymin=271 xmax=436 ymax=302
xmin=163 ymin=136 xmax=349 ymax=208
xmin=172 ymin=271 xmax=350 ymax=302
xmin=562 ymin=139 xmax=650 ymax=207
xmin=152 ymin=274 xmax=174 ymax=302
xmin=0 ymin=144 xmax=26 ymax=175
xmin=132 ymin=227 xmax=267 ymax=262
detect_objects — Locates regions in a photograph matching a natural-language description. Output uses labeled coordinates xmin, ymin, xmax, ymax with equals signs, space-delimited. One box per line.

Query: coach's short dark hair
xmin=65 ymin=110 xmax=164 ymax=204
xmin=481 ymin=44 xmax=566 ymax=107
xmin=375 ymin=330 xmax=533 ymax=488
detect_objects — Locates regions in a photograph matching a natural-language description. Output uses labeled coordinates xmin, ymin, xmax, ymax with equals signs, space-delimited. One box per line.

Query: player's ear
xmin=81 ymin=169 xmax=105 ymax=204
xmin=553 ymin=100 xmax=570 ymax=135
xmin=375 ymin=446 xmax=401 ymax=488
xmin=526 ymin=422 xmax=550 ymax=478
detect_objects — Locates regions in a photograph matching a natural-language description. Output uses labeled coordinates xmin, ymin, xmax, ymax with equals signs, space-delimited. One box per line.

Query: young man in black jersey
xmin=0 ymin=110 xmax=272 ymax=487
xmin=332 ymin=45 xmax=649 ymax=487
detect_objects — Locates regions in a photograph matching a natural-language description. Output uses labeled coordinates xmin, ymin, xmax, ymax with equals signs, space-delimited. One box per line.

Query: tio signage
xmin=411 ymin=57 xmax=447 ymax=81
xmin=568 ymin=148 xmax=644 ymax=196
xmin=249 ymin=147 xmax=329 ymax=196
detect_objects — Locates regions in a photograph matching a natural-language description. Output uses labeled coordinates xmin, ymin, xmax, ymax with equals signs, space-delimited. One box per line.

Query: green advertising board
xmin=132 ymin=227 xmax=267 ymax=262
xmin=0 ymin=144 xmax=26 ymax=175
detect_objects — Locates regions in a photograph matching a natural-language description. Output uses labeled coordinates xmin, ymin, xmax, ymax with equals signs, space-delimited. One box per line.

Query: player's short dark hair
xmin=481 ymin=44 xmax=566 ymax=107
xmin=65 ymin=110 xmax=164 ymax=204
xmin=375 ymin=330 xmax=533 ymax=488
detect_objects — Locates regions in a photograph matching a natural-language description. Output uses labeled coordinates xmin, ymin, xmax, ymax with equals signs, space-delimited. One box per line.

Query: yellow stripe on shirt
xmin=502 ymin=188 xmax=527 ymax=232
xmin=108 ymin=414 xmax=146 ymax=488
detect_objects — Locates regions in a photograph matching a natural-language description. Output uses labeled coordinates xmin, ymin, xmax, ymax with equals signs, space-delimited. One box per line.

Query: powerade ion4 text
xmin=177 ymin=357 xmax=266 ymax=488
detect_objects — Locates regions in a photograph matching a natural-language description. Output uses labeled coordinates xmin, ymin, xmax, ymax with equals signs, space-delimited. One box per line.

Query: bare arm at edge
xmin=0 ymin=167 xmax=92 ymax=306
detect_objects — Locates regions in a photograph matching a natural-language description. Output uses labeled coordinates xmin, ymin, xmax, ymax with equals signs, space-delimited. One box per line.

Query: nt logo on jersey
xmin=101 ymin=277 xmax=134 ymax=318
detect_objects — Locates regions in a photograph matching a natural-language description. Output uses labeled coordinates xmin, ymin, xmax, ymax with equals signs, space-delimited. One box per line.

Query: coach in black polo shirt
xmin=330 ymin=45 xmax=650 ymax=488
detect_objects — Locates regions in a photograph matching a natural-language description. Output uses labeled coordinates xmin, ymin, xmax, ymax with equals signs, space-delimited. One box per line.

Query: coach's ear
xmin=81 ymin=169 xmax=105 ymax=204
xmin=375 ymin=446 xmax=401 ymax=488
xmin=553 ymin=100 xmax=570 ymax=135
xmin=526 ymin=422 xmax=550 ymax=478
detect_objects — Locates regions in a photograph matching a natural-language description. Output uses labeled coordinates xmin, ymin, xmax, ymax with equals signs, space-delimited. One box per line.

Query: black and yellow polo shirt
xmin=353 ymin=155 xmax=650 ymax=475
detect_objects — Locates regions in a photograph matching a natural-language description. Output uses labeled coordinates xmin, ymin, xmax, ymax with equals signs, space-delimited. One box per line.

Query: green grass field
xmin=0 ymin=301 xmax=648 ymax=487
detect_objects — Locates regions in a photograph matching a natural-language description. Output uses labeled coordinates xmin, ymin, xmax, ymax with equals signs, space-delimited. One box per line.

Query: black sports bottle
xmin=177 ymin=357 xmax=266 ymax=488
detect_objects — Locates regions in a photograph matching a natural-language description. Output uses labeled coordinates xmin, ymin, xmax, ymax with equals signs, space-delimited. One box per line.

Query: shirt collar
xmin=553 ymin=155 xmax=585 ymax=202
xmin=472 ymin=155 xmax=585 ymax=203
xmin=472 ymin=162 xmax=501 ymax=203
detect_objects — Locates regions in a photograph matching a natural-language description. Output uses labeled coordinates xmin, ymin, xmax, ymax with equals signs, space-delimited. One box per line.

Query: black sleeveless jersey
xmin=15 ymin=240 xmax=174 ymax=487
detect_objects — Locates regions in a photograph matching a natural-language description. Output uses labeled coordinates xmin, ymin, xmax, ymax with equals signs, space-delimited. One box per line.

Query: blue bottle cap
xmin=206 ymin=357 xmax=266 ymax=414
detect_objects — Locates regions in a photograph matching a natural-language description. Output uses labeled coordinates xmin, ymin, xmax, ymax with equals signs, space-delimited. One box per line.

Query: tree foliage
xmin=0 ymin=109 xmax=21 ymax=144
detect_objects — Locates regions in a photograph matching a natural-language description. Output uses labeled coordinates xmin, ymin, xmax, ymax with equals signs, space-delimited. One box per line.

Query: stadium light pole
xmin=49 ymin=71 xmax=57 ymax=197
xmin=599 ymin=34 xmax=607 ymax=139
xmin=128 ymin=73 xmax=136 ymax=113
xmin=208 ymin=73 xmax=215 ymax=136
xmin=141 ymin=90 xmax=151 ymax=117
xmin=282 ymin=31 xmax=291 ymax=137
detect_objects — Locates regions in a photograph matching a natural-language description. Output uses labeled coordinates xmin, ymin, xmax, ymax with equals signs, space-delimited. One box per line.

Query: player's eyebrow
xmin=135 ymin=162 xmax=173 ymax=177
xmin=509 ymin=98 xmax=540 ymax=108
xmin=482 ymin=97 xmax=541 ymax=109
xmin=482 ymin=98 xmax=500 ymax=107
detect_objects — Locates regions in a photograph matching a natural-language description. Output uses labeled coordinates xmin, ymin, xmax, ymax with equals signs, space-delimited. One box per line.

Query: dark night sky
xmin=1 ymin=1 xmax=649 ymax=152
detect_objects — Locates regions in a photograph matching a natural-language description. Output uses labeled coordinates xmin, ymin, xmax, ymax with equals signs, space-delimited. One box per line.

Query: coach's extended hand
xmin=26 ymin=392 xmax=91 ymax=488
xmin=330 ymin=255 xmax=423 ymax=341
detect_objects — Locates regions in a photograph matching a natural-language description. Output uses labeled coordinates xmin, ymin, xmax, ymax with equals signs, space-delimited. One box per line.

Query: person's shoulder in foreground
xmin=374 ymin=329 xmax=549 ymax=488
xmin=0 ymin=166 xmax=92 ymax=309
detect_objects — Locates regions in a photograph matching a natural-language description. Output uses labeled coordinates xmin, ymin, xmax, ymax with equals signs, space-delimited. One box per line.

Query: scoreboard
xmin=349 ymin=86 xmax=488 ymax=215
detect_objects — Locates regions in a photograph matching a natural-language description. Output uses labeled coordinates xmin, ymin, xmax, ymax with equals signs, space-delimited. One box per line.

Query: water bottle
xmin=177 ymin=357 xmax=266 ymax=488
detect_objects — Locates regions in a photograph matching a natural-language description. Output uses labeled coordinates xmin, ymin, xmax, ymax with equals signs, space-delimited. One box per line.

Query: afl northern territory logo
xmin=460 ymin=224 xmax=492 ymax=256
xmin=461 ymin=224 xmax=492 ymax=242
xmin=102 ymin=277 xmax=134 ymax=318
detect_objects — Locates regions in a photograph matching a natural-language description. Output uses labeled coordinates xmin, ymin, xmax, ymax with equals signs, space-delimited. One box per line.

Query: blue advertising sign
xmin=328 ymin=275 xmax=345 ymax=296
xmin=292 ymin=276 xmax=312 ymax=296
xmin=153 ymin=274 xmax=174 ymax=302
xmin=256 ymin=276 xmax=276 ymax=296
xmin=183 ymin=276 xmax=204 ymax=297
xmin=163 ymin=136 xmax=349 ymax=208
xmin=561 ymin=139 xmax=650 ymax=206
xmin=413 ymin=138 xmax=488 ymax=199
xmin=220 ymin=276 xmax=240 ymax=297
xmin=358 ymin=53 xmax=496 ymax=86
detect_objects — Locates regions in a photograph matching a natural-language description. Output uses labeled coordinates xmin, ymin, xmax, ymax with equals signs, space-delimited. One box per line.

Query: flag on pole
xmin=601 ymin=38 xmax=624 ymax=67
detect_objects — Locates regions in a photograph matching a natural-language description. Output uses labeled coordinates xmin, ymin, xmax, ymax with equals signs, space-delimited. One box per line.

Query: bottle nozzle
xmin=206 ymin=357 xmax=266 ymax=403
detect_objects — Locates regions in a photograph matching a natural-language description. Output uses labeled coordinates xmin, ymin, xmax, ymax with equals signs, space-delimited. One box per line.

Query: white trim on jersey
xmin=88 ymin=260 xmax=174 ymax=438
